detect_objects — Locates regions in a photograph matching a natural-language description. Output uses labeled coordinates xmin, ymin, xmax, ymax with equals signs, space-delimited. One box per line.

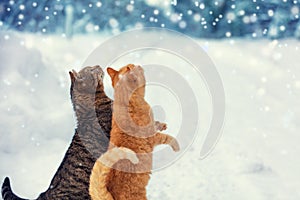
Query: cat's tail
xmin=89 ymin=147 xmax=139 ymax=200
xmin=1 ymin=177 xmax=27 ymax=200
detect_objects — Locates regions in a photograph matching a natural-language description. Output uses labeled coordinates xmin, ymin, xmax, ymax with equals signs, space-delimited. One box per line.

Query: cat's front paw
xmin=170 ymin=138 xmax=180 ymax=152
xmin=155 ymin=121 xmax=167 ymax=131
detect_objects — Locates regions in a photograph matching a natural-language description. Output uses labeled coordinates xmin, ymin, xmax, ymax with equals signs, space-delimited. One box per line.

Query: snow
xmin=1 ymin=31 xmax=300 ymax=200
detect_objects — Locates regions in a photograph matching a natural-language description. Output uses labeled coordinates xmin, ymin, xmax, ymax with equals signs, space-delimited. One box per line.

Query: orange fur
xmin=89 ymin=147 xmax=139 ymax=200
xmin=90 ymin=64 xmax=180 ymax=200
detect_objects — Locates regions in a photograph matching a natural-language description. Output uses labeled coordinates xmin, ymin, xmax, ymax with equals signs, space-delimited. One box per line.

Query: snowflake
xmin=193 ymin=14 xmax=201 ymax=22
xmin=32 ymin=2 xmax=38 ymax=7
xmin=18 ymin=14 xmax=24 ymax=20
xmin=19 ymin=4 xmax=25 ymax=10
xmin=200 ymin=3 xmax=205 ymax=9
xmin=291 ymin=6 xmax=299 ymax=15
xmin=263 ymin=29 xmax=268 ymax=35
xmin=153 ymin=9 xmax=159 ymax=15
xmin=4 ymin=35 xmax=10 ymax=40
xmin=226 ymin=12 xmax=236 ymax=21
xmin=115 ymin=1 xmax=121 ymax=6
xmin=109 ymin=18 xmax=119 ymax=28
xmin=85 ymin=23 xmax=94 ymax=32
xmin=268 ymin=9 xmax=274 ymax=17
xmin=179 ymin=21 xmax=187 ymax=29
xmin=264 ymin=106 xmax=270 ymax=112
xmin=170 ymin=13 xmax=181 ymax=22
xmin=126 ymin=4 xmax=134 ymax=12
xmin=261 ymin=77 xmax=267 ymax=83
xmin=239 ymin=10 xmax=245 ymax=16
xmin=279 ymin=25 xmax=286 ymax=31
xmin=250 ymin=15 xmax=257 ymax=22
xmin=96 ymin=1 xmax=102 ymax=7
xmin=225 ymin=32 xmax=231 ymax=37
xmin=243 ymin=16 xmax=250 ymax=24
xmin=171 ymin=0 xmax=177 ymax=6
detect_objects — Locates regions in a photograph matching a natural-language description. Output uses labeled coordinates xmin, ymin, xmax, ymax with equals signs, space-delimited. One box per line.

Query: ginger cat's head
xmin=107 ymin=64 xmax=145 ymax=97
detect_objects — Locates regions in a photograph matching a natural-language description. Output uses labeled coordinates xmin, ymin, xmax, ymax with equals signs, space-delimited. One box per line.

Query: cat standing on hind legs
xmin=2 ymin=65 xmax=113 ymax=200
xmin=89 ymin=64 xmax=180 ymax=200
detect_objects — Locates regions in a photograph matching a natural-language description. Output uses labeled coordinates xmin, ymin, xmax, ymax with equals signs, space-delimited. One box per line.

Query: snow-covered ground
xmin=0 ymin=31 xmax=300 ymax=200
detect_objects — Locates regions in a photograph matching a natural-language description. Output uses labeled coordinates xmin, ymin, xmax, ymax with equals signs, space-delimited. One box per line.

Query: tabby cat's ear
xmin=107 ymin=67 xmax=118 ymax=80
xmin=69 ymin=69 xmax=78 ymax=83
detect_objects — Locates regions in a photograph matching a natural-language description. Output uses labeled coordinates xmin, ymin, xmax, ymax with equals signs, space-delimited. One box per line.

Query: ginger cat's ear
xmin=107 ymin=67 xmax=118 ymax=80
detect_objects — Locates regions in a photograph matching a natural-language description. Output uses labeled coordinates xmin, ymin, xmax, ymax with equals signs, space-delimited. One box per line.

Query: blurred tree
xmin=0 ymin=0 xmax=299 ymax=39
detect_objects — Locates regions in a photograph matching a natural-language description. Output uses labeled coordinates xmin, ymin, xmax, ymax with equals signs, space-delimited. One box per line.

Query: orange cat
xmin=89 ymin=64 xmax=180 ymax=200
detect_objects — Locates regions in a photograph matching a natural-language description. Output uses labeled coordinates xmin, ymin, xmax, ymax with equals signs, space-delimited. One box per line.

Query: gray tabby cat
xmin=1 ymin=65 xmax=112 ymax=200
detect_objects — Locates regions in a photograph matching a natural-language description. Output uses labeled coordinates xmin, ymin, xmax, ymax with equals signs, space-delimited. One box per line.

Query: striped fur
xmin=2 ymin=65 xmax=112 ymax=200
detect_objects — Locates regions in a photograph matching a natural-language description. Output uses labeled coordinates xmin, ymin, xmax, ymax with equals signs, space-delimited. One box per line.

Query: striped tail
xmin=1 ymin=177 xmax=27 ymax=200
xmin=89 ymin=147 xmax=139 ymax=200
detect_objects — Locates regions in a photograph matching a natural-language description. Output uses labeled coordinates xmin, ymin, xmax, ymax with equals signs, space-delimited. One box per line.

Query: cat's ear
xmin=69 ymin=69 xmax=78 ymax=83
xmin=107 ymin=67 xmax=118 ymax=80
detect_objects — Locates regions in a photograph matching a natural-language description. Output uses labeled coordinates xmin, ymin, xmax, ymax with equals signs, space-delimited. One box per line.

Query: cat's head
xmin=69 ymin=65 xmax=104 ymax=96
xmin=107 ymin=64 xmax=145 ymax=96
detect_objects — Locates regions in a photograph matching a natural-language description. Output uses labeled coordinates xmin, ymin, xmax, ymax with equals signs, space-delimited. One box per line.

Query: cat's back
xmin=95 ymin=94 xmax=113 ymax=138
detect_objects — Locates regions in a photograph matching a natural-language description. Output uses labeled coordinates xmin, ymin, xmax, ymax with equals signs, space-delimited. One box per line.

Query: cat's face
xmin=69 ymin=65 xmax=104 ymax=94
xmin=107 ymin=64 xmax=145 ymax=93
